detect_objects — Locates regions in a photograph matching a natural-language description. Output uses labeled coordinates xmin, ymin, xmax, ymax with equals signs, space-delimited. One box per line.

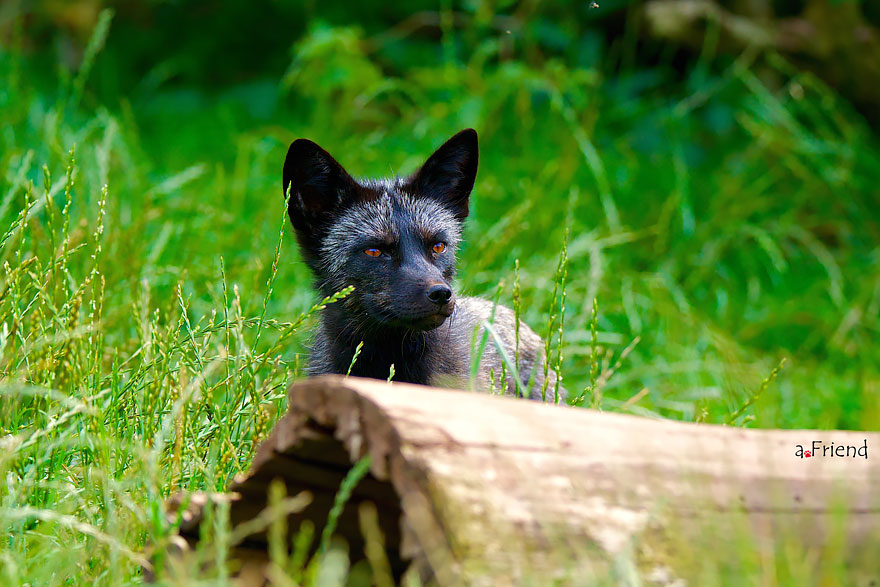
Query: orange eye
xmin=432 ymin=242 xmax=447 ymax=254
xmin=364 ymin=248 xmax=382 ymax=257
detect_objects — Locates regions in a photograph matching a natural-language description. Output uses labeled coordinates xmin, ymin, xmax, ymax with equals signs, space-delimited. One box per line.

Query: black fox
xmin=282 ymin=129 xmax=562 ymax=400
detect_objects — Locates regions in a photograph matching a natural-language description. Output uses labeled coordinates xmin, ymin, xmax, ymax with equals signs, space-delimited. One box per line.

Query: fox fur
xmin=282 ymin=129 xmax=563 ymax=400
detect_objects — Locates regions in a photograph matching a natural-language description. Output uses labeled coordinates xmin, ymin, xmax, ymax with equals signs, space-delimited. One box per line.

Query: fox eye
xmin=432 ymin=242 xmax=447 ymax=254
xmin=364 ymin=248 xmax=382 ymax=257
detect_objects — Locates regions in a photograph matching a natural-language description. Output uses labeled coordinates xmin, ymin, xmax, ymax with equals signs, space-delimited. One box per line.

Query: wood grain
xmin=159 ymin=375 xmax=880 ymax=584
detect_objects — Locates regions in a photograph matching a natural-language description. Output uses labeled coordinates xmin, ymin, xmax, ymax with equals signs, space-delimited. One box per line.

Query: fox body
xmin=283 ymin=129 xmax=562 ymax=400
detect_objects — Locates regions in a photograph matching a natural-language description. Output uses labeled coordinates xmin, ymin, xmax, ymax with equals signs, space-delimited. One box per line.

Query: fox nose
xmin=426 ymin=284 xmax=453 ymax=305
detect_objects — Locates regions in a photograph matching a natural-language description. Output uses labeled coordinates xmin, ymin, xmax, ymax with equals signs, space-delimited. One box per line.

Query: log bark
xmin=161 ymin=375 xmax=880 ymax=584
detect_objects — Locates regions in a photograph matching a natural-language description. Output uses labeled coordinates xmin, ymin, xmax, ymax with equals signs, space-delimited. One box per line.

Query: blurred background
xmin=1 ymin=0 xmax=879 ymax=431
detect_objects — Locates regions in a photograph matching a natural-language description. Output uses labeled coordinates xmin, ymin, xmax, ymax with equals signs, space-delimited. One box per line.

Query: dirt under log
xmin=159 ymin=375 xmax=880 ymax=584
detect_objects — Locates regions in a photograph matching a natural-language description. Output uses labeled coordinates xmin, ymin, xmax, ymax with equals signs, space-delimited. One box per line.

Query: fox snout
xmin=391 ymin=280 xmax=455 ymax=330
xmin=354 ymin=271 xmax=456 ymax=332
xmin=425 ymin=282 xmax=455 ymax=323
xmin=426 ymin=283 xmax=453 ymax=307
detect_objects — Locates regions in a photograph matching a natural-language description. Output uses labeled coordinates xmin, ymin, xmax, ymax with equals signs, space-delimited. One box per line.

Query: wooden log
xmin=161 ymin=375 xmax=880 ymax=584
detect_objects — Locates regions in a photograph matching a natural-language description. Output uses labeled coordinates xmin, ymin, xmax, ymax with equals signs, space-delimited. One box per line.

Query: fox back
xmin=283 ymin=129 xmax=563 ymax=401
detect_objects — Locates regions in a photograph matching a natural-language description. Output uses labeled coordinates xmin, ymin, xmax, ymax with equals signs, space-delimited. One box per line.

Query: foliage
xmin=1 ymin=1 xmax=879 ymax=583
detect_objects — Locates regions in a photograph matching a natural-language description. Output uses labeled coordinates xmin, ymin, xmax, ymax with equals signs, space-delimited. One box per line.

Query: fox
xmin=282 ymin=129 xmax=563 ymax=401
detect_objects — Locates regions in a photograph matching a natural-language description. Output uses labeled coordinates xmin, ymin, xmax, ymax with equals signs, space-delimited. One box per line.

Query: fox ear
xmin=404 ymin=128 xmax=478 ymax=220
xmin=283 ymin=139 xmax=359 ymax=237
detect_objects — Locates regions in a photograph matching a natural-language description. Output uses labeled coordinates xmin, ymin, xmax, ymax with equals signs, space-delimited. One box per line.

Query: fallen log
xmin=159 ymin=375 xmax=880 ymax=584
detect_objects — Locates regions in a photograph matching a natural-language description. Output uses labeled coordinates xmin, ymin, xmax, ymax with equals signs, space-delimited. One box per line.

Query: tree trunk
xmin=159 ymin=375 xmax=880 ymax=584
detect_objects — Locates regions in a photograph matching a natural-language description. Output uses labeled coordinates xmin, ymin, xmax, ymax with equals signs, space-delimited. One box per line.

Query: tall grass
xmin=1 ymin=5 xmax=879 ymax=583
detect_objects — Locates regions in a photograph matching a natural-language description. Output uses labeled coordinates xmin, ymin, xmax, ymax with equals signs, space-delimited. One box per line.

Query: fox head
xmin=282 ymin=129 xmax=478 ymax=332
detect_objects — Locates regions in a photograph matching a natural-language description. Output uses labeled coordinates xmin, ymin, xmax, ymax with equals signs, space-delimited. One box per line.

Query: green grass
xmin=2 ymin=6 xmax=880 ymax=584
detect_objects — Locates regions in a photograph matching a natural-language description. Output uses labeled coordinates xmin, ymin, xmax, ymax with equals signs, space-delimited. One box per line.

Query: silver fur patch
xmin=320 ymin=184 xmax=462 ymax=276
